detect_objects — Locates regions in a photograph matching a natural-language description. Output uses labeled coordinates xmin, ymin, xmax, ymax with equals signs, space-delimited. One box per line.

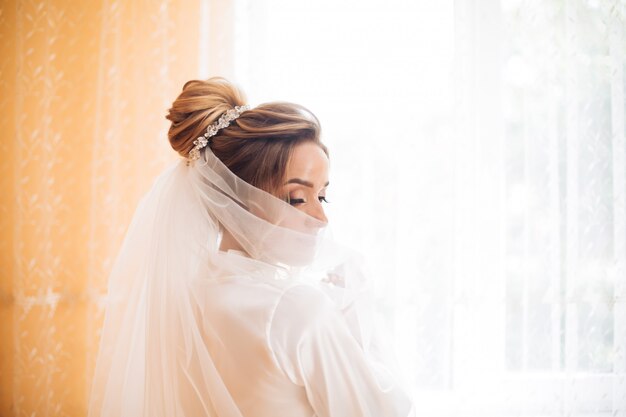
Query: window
xmin=215 ymin=0 xmax=625 ymax=414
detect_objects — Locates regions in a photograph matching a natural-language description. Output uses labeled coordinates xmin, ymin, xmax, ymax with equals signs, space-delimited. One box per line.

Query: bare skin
xmin=219 ymin=141 xmax=329 ymax=254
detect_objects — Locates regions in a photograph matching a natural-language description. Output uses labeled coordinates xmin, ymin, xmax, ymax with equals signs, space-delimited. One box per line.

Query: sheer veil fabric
xmin=88 ymin=147 xmax=415 ymax=416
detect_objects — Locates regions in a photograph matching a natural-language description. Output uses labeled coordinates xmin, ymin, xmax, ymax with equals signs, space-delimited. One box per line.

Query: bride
xmin=88 ymin=77 xmax=415 ymax=417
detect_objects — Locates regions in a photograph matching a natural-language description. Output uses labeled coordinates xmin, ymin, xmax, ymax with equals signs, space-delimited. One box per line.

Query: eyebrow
xmin=284 ymin=178 xmax=330 ymax=188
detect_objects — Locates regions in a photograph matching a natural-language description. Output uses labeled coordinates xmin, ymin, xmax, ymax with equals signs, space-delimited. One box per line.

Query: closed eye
xmin=288 ymin=198 xmax=306 ymax=205
xmin=287 ymin=197 xmax=328 ymax=205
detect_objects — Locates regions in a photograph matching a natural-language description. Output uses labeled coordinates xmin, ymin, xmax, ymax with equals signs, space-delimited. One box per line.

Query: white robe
xmin=193 ymin=250 xmax=416 ymax=417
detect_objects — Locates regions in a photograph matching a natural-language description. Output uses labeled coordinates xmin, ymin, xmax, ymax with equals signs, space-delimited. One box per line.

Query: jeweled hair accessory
xmin=187 ymin=104 xmax=250 ymax=163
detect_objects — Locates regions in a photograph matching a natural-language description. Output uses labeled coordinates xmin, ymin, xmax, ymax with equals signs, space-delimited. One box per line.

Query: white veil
xmin=88 ymin=146 xmax=402 ymax=416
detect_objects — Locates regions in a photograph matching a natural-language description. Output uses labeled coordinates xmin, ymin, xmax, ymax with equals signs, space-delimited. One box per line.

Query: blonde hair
xmin=166 ymin=77 xmax=327 ymax=195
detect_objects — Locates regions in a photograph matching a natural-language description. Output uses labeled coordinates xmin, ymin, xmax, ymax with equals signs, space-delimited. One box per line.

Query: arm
xmin=268 ymin=284 xmax=415 ymax=417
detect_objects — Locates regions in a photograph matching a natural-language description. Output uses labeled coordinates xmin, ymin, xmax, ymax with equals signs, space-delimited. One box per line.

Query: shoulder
xmin=269 ymin=283 xmax=337 ymax=333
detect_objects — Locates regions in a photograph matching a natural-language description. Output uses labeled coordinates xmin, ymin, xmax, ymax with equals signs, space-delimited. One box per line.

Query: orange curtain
xmin=0 ymin=1 xmax=234 ymax=415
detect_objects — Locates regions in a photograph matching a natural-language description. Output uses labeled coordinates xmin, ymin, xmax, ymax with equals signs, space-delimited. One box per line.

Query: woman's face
xmin=280 ymin=141 xmax=329 ymax=224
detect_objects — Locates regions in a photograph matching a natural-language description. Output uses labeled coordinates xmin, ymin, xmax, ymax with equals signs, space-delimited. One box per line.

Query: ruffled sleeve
xmin=268 ymin=284 xmax=415 ymax=417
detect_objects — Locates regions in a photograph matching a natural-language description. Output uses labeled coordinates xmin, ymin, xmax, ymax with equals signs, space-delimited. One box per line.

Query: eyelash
xmin=287 ymin=196 xmax=329 ymax=205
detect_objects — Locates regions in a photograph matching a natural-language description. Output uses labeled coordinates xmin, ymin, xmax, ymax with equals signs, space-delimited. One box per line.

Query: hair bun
xmin=166 ymin=77 xmax=247 ymax=156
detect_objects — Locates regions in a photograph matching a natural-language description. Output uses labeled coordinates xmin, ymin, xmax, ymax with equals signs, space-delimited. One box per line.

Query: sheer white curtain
xmin=213 ymin=0 xmax=626 ymax=415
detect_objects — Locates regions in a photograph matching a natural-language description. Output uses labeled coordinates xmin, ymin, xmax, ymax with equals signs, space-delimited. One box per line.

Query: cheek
xmin=276 ymin=207 xmax=311 ymax=233
xmin=285 ymin=202 xmax=309 ymax=219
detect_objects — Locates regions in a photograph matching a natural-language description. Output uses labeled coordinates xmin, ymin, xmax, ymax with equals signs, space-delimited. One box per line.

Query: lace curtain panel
xmin=0 ymin=0 xmax=210 ymax=415
xmin=1 ymin=0 xmax=624 ymax=416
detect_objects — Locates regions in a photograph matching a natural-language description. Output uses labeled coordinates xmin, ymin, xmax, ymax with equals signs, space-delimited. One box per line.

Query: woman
xmin=88 ymin=77 xmax=415 ymax=417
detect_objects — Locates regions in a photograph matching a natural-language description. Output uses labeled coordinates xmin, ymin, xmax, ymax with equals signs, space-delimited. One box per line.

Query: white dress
xmin=193 ymin=250 xmax=416 ymax=417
